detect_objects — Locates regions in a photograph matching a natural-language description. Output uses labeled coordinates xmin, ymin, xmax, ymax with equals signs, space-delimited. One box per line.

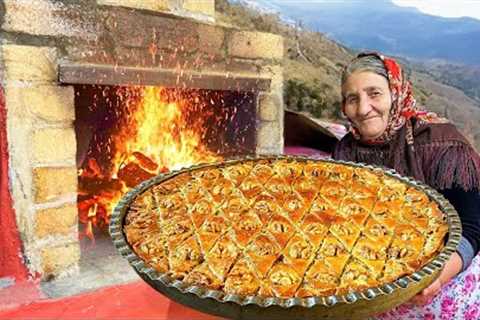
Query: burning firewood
xmin=78 ymin=177 xmax=123 ymax=195
xmin=118 ymin=162 xmax=155 ymax=188
xmin=80 ymin=158 xmax=104 ymax=178
xmin=132 ymin=151 xmax=158 ymax=171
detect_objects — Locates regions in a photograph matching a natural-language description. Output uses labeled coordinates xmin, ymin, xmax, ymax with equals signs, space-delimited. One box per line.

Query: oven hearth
xmin=1 ymin=0 xmax=284 ymax=291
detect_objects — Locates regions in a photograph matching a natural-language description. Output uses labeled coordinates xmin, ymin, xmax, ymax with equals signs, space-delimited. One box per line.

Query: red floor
xmin=0 ymin=280 xmax=223 ymax=320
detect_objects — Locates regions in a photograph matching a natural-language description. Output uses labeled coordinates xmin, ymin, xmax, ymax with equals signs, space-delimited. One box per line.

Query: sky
xmin=392 ymin=0 xmax=480 ymax=20
xmin=260 ymin=0 xmax=480 ymax=21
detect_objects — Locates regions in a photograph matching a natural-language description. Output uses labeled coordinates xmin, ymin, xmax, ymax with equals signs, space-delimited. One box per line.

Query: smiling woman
xmin=342 ymin=71 xmax=392 ymax=141
xmin=333 ymin=52 xmax=480 ymax=319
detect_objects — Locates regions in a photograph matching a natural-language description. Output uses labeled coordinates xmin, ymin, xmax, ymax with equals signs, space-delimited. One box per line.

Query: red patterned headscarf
xmin=343 ymin=52 xmax=448 ymax=144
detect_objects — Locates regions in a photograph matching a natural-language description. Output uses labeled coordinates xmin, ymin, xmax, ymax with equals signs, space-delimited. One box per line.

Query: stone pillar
xmin=1 ymin=44 xmax=80 ymax=279
xmin=227 ymin=30 xmax=284 ymax=155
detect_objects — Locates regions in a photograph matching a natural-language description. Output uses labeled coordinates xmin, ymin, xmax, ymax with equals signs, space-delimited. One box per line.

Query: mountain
xmin=215 ymin=0 xmax=480 ymax=150
xmin=246 ymin=0 xmax=480 ymax=66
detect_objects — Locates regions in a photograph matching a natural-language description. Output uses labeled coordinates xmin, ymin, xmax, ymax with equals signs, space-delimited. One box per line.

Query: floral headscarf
xmin=343 ymin=52 xmax=448 ymax=144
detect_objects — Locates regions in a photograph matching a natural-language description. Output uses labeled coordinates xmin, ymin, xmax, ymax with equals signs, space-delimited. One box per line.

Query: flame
xmin=78 ymin=86 xmax=222 ymax=239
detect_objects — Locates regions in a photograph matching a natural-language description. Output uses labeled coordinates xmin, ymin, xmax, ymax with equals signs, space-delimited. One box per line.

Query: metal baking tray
xmin=109 ymin=155 xmax=462 ymax=320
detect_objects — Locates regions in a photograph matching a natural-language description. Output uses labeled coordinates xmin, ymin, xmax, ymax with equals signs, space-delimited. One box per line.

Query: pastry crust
xmin=124 ymin=159 xmax=448 ymax=298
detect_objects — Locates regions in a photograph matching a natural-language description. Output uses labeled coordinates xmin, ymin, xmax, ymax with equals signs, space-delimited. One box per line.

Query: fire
xmin=78 ymin=86 xmax=222 ymax=239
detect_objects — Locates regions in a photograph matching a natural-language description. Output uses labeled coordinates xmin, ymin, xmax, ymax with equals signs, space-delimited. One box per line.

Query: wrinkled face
xmin=342 ymin=71 xmax=392 ymax=140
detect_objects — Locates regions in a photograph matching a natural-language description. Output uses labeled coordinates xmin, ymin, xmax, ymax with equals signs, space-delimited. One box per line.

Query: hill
xmin=249 ymin=0 xmax=480 ymax=66
xmin=215 ymin=0 xmax=480 ymax=150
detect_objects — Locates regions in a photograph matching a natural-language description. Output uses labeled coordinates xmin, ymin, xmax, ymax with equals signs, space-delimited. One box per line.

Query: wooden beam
xmin=58 ymin=63 xmax=271 ymax=91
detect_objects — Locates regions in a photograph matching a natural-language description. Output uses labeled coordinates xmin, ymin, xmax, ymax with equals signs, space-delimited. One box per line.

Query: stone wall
xmin=0 ymin=0 xmax=284 ymax=279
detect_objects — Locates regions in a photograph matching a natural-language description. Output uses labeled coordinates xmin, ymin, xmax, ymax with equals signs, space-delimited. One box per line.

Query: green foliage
xmin=284 ymin=79 xmax=339 ymax=118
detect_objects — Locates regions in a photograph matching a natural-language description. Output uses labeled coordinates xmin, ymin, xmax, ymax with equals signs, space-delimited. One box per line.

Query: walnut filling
xmin=343 ymin=203 xmax=367 ymax=215
xmin=186 ymin=271 xmax=214 ymax=286
xmin=294 ymin=179 xmax=314 ymax=192
xmin=238 ymin=217 xmax=260 ymax=232
xmin=321 ymin=242 xmax=347 ymax=257
xmin=163 ymin=219 xmax=191 ymax=236
xmin=173 ymin=245 xmax=201 ymax=262
xmin=369 ymin=224 xmax=388 ymax=237
xmin=138 ymin=241 xmax=164 ymax=256
xmin=312 ymin=272 xmax=337 ymax=283
xmin=195 ymin=169 xmax=220 ymax=181
xmin=285 ymin=198 xmax=302 ymax=212
xmin=387 ymin=246 xmax=411 ymax=259
xmin=225 ymin=198 xmax=247 ymax=213
xmin=254 ymin=164 xmax=273 ymax=174
xmin=288 ymin=241 xmax=312 ymax=259
xmin=343 ymin=269 xmax=369 ymax=282
xmin=358 ymin=245 xmax=385 ymax=260
xmin=253 ymin=200 xmax=275 ymax=214
xmin=227 ymin=271 xmax=254 ymax=287
xmin=322 ymin=187 xmax=345 ymax=197
xmin=211 ymin=185 xmax=226 ymax=197
xmin=269 ymin=220 xmax=290 ymax=233
xmin=224 ymin=166 xmax=249 ymax=180
xmin=210 ymin=242 xmax=236 ymax=259
xmin=305 ymin=165 xmax=325 ymax=178
xmin=202 ymin=220 xmax=223 ymax=234
xmin=270 ymin=270 xmax=298 ymax=286
xmin=267 ymin=181 xmax=289 ymax=194
xmin=158 ymin=195 xmax=182 ymax=210
xmin=240 ymin=180 xmax=262 ymax=194
xmin=310 ymin=201 xmax=331 ymax=213
xmin=304 ymin=223 xmax=326 ymax=235
xmin=373 ymin=208 xmax=389 ymax=217
xmin=182 ymin=181 xmax=201 ymax=193
xmin=251 ymin=241 xmax=276 ymax=256
xmin=399 ymin=229 xmax=417 ymax=241
xmin=331 ymin=224 xmax=354 ymax=236
xmin=192 ymin=200 xmax=210 ymax=214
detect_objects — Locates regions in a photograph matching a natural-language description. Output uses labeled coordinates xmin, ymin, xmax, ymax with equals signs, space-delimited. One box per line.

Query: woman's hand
xmin=410 ymin=252 xmax=463 ymax=306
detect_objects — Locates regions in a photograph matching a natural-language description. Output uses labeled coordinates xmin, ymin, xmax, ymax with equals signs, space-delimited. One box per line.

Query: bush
xmin=284 ymin=79 xmax=333 ymax=118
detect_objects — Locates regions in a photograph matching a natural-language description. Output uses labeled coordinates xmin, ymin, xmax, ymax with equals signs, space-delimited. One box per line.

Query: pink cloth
xmin=375 ymin=254 xmax=480 ymax=320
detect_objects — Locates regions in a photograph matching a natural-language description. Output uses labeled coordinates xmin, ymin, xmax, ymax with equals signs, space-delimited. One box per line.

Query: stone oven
xmin=0 ymin=0 xmax=284 ymax=284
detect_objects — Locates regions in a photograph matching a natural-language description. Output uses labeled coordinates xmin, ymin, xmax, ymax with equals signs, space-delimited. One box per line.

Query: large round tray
xmin=109 ymin=155 xmax=462 ymax=320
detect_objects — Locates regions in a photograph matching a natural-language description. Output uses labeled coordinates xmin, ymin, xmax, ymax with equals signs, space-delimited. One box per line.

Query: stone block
xmin=258 ymin=93 xmax=281 ymax=122
xmin=183 ymin=0 xmax=215 ymax=17
xmin=198 ymin=24 xmax=225 ymax=56
xmin=1 ymin=45 xmax=57 ymax=82
xmin=40 ymin=243 xmax=80 ymax=277
xmin=32 ymin=128 xmax=76 ymax=164
xmin=2 ymin=0 xmax=97 ymax=38
xmin=35 ymin=204 xmax=78 ymax=238
xmin=97 ymin=0 xmax=169 ymax=12
xmin=5 ymin=85 xmax=75 ymax=123
xmin=260 ymin=65 xmax=283 ymax=92
xmin=106 ymin=9 xmax=199 ymax=51
xmin=33 ymin=167 xmax=78 ymax=203
xmin=228 ymin=31 xmax=283 ymax=60
xmin=256 ymin=121 xmax=283 ymax=153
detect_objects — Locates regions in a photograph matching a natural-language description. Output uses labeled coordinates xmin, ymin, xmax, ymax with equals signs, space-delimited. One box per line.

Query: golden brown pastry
xmin=124 ymin=158 xmax=449 ymax=299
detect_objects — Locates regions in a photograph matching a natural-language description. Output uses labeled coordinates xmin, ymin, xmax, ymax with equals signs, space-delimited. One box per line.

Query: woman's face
xmin=342 ymin=71 xmax=392 ymax=140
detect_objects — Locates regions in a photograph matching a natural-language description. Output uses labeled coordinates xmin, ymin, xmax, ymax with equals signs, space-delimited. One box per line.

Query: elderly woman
xmin=333 ymin=52 xmax=480 ymax=319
